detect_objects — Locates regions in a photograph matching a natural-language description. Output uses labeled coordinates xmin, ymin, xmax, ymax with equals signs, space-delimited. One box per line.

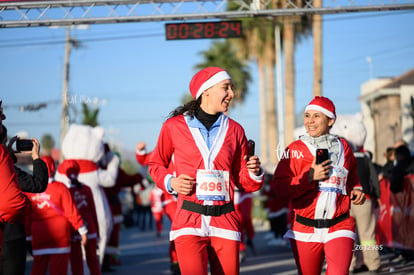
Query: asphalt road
xmin=25 ymin=220 xmax=414 ymax=275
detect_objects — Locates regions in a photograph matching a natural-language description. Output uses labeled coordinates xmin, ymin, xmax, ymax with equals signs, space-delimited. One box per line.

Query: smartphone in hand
xmin=316 ymin=148 xmax=329 ymax=164
xmin=247 ymin=139 xmax=255 ymax=159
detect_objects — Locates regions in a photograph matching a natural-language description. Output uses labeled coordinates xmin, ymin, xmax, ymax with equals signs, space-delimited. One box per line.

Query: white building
xmin=360 ymin=69 xmax=414 ymax=165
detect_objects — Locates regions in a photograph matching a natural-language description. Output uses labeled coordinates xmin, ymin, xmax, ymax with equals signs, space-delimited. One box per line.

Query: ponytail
xmin=71 ymin=178 xmax=82 ymax=188
xmin=169 ymin=97 xmax=201 ymax=118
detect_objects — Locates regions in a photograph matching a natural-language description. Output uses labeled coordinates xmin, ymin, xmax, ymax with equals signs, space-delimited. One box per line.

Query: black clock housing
xmin=165 ymin=21 xmax=242 ymax=40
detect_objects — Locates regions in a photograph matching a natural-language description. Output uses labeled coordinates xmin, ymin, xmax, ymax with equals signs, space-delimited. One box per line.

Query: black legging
xmin=0 ymin=223 xmax=27 ymax=275
xmin=270 ymin=214 xmax=288 ymax=238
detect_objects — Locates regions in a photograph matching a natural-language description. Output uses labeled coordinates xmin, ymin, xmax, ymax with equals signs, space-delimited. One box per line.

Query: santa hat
xmin=189 ymin=67 xmax=231 ymax=100
xmin=305 ymin=96 xmax=336 ymax=119
xmin=61 ymin=159 xmax=80 ymax=180
xmin=41 ymin=156 xmax=56 ymax=178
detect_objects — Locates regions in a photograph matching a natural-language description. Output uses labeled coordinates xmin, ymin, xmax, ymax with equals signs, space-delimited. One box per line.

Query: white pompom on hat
xmin=59 ymin=159 xmax=80 ymax=179
xmin=189 ymin=67 xmax=231 ymax=100
xmin=305 ymin=96 xmax=336 ymax=119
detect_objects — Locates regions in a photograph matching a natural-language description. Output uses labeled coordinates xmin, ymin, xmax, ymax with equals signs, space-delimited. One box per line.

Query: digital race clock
xmin=165 ymin=21 xmax=242 ymax=40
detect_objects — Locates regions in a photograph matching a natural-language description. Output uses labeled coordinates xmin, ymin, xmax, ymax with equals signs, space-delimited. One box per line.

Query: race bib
xmin=318 ymin=165 xmax=349 ymax=195
xmin=196 ymin=169 xmax=230 ymax=201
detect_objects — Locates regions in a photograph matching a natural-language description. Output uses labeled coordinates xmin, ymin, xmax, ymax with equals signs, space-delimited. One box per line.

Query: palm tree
xmin=313 ymin=0 xmax=323 ymax=97
xmin=81 ymin=102 xmax=99 ymax=127
xmin=263 ymin=21 xmax=278 ymax=166
xmin=227 ymin=1 xmax=279 ymax=166
xmin=41 ymin=133 xmax=55 ymax=156
xmin=280 ymin=1 xmax=312 ymax=145
xmin=216 ymin=0 xmax=313 ymax=165
xmin=194 ymin=40 xmax=251 ymax=105
xmin=283 ymin=18 xmax=296 ymax=145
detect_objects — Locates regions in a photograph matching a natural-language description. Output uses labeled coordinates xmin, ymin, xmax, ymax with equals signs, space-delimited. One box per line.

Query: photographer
xmin=3 ymin=129 xmax=48 ymax=193
xmin=0 ymin=125 xmax=48 ymax=275
xmin=0 ymin=100 xmax=29 ymax=227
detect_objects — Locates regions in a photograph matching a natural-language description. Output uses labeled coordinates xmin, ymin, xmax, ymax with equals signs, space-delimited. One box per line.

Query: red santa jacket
xmin=0 ymin=145 xmax=28 ymax=224
xmin=136 ymin=149 xmax=177 ymax=208
xmin=272 ymin=137 xmax=361 ymax=242
xmin=55 ymin=158 xmax=99 ymax=241
xmin=262 ymin=182 xmax=290 ymax=218
xmin=26 ymin=180 xmax=86 ymax=255
xmin=69 ymin=183 xmax=99 ymax=240
xmin=135 ymin=151 xmax=151 ymax=167
xmin=104 ymin=168 xmax=143 ymax=224
xmin=148 ymin=114 xmax=263 ymax=241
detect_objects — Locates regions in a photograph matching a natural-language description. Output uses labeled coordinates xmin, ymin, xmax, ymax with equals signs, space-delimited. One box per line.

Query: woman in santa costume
xmin=26 ymin=156 xmax=87 ymax=275
xmin=148 ymin=67 xmax=264 ymax=275
xmin=271 ymin=96 xmax=365 ymax=275
xmin=58 ymin=159 xmax=101 ymax=275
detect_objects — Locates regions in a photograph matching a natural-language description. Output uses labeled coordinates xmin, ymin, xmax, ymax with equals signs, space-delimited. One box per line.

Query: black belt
xmin=295 ymin=213 xmax=349 ymax=228
xmin=182 ymin=200 xmax=234 ymax=217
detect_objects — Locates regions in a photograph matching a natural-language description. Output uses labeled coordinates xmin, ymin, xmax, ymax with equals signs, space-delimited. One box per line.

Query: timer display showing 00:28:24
xmin=165 ymin=21 xmax=242 ymax=40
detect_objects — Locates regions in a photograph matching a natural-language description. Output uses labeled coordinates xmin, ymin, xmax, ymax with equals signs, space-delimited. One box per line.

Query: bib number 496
xmin=196 ymin=170 xmax=230 ymax=201
xmin=199 ymin=181 xmax=225 ymax=192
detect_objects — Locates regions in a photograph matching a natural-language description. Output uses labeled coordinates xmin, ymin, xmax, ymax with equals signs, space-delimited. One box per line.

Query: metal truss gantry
xmin=1 ymin=0 xmax=414 ymax=28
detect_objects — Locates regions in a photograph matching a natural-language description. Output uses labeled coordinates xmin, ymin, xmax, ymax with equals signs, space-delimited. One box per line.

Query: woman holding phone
xmin=271 ymin=96 xmax=365 ymax=275
xmin=148 ymin=67 xmax=264 ymax=275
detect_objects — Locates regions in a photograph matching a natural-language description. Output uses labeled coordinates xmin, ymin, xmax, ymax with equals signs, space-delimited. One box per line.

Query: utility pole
xmin=60 ymin=26 xmax=71 ymax=159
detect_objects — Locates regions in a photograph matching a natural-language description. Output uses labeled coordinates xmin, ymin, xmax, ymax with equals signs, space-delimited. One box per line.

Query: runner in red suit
xmin=150 ymin=185 xmax=164 ymax=237
xmin=104 ymin=155 xmax=144 ymax=268
xmin=58 ymin=159 xmax=101 ymax=275
xmin=262 ymin=173 xmax=290 ymax=246
xmin=135 ymin=141 xmax=180 ymax=274
xmin=234 ymin=189 xmax=257 ymax=262
xmin=148 ymin=67 xmax=264 ymax=275
xmin=26 ymin=156 xmax=88 ymax=275
xmin=271 ymin=96 xmax=365 ymax=275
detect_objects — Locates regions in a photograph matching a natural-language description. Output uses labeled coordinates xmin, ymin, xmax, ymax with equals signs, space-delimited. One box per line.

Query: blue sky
xmin=1 ymin=10 xmax=413 ymax=157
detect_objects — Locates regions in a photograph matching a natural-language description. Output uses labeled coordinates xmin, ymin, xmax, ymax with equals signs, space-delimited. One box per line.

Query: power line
xmin=0 ymin=26 xmax=162 ymax=43
xmin=327 ymin=42 xmax=414 ymax=65
xmin=3 ymin=99 xmax=61 ymax=110
xmin=0 ymin=32 xmax=163 ymax=48
xmin=4 ymin=95 xmax=184 ymax=110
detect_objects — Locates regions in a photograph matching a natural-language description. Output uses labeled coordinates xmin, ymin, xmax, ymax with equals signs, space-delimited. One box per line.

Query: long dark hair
xmin=169 ymin=97 xmax=201 ymax=118
xmin=70 ymin=178 xmax=83 ymax=188
xmin=0 ymin=125 xmax=7 ymax=144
